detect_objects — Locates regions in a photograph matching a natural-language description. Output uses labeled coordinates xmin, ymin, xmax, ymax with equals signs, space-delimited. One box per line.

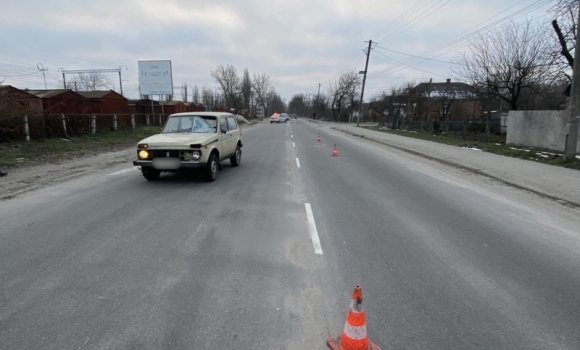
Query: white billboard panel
xmin=138 ymin=60 xmax=173 ymax=95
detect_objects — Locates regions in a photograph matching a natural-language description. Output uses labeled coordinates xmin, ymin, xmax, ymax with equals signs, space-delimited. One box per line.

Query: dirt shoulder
xmin=0 ymin=122 xmax=258 ymax=201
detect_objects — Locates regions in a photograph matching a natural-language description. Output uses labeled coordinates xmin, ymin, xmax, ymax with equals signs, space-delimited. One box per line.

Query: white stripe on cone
xmin=343 ymin=322 xmax=368 ymax=340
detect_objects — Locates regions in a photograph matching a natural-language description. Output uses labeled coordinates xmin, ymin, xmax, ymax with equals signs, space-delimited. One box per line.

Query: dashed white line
xmin=305 ymin=203 xmax=323 ymax=255
xmin=296 ymin=158 xmax=301 ymax=168
xmin=293 ymin=142 xmax=295 ymax=147
xmin=291 ymin=135 xmax=293 ymax=138
xmin=107 ymin=168 xmax=134 ymax=176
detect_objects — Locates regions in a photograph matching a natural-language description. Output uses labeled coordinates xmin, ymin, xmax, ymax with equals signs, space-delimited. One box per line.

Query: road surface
xmin=1 ymin=119 xmax=579 ymax=349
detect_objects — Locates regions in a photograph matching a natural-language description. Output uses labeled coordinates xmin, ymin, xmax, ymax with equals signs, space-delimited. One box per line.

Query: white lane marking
xmin=305 ymin=203 xmax=323 ymax=255
xmin=291 ymin=135 xmax=293 ymax=138
xmin=293 ymin=142 xmax=295 ymax=147
xmin=107 ymin=168 xmax=134 ymax=176
xmin=296 ymin=158 xmax=301 ymax=168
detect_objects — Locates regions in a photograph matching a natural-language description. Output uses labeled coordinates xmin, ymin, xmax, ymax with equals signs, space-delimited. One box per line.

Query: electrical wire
xmin=369 ymin=0 xmax=551 ymax=78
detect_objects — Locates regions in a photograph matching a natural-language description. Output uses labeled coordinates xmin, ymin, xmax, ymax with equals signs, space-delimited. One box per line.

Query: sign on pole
xmin=138 ymin=60 xmax=173 ymax=95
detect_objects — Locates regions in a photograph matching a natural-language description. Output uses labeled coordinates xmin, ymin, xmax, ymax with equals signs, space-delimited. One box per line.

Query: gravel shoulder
xmin=0 ymin=122 xmax=258 ymax=201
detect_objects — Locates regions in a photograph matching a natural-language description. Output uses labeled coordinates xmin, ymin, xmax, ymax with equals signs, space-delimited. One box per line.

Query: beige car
xmin=133 ymin=112 xmax=243 ymax=181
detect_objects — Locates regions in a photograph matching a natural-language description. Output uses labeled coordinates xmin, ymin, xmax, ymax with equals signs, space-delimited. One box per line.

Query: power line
xmin=368 ymin=0 xmax=551 ymax=78
xmin=376 ymin=0 xmax=451 ymax=44
xmin=374 ymin=46 xmax=456 ymax=65
xmin=371 ymin=0 xmax=430 ymax=41
xmin=370 ymin=50 xmax=448 ymax=79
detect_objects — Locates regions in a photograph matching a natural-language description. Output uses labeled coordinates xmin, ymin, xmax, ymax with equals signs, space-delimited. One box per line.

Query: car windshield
xmin=162 ymin=116 xmax=216 ymax=133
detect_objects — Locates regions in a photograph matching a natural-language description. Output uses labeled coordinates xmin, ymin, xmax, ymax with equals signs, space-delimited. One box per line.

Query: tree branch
xmin=552 ymin=19 xmax=574 ymax=68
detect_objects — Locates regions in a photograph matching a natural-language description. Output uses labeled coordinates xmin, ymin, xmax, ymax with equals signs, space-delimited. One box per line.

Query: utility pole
xmin=37 ymin=63 xmax=48 ymax=89
xmin=357 ymin=40 xmax=374 ymax=127
xmin=118 ymin=66 xmax=127 ymax=96
xmin=316 ymin=81 xmax=321 ymax=120
xmin=565 ymin=4 xmax=580 ymax=160
xmin=59 ymin=68 xmax=66 ymax=89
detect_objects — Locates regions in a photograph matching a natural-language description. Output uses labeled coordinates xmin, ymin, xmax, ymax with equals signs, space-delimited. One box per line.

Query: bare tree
xmin=453 ymin=21 xmax=556 ymax=110
xmin=252 ymin=73 xmax=270 ymax=116
xmin=180 ymin=83 xmax=188 ymax=102
xmin=288 ymin=94 xmax=310 ymax=117
xmin=201 ymin=85 xmax=214 ymax=108
xmin=329 ymin=72 xmax=360 ymax=122
xmin=76 ymin=72 xmax=111 ymax=91
xmin=211 ymin=65 xmax=241 ymax=112
xmin=192 ymin=85 xmax=200 ymax=104
xmin=268 ymin=88 xmax=286 ymax=114
xmin=549 ymin=0 xmax=578 ymax=80
xmin=240 ymin=69 xmax=252 ymax=116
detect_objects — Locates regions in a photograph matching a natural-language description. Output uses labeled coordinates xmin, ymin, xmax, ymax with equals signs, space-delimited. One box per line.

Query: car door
xmin=224 ymin=116 xmax=239 ymax=157
xmin=218 ymin=116 xmax=231 ymax=160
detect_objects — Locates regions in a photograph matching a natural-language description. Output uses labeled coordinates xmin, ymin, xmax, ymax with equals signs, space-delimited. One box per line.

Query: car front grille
xmin=150 ymin=150 xmax=180 ymax=159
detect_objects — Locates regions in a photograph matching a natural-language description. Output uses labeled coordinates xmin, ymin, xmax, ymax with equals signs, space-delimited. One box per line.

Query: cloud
xmin=0 ymin=0 xmax=553 ymax=100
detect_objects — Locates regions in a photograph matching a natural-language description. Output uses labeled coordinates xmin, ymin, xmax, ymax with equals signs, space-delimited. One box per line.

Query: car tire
xmin=230 ymin=145 xmax=241 ymax=167
xmin=141 ymin=167 xmax=160 ymax=181
xmin=204 ymin=153 xmax=219 ymax=182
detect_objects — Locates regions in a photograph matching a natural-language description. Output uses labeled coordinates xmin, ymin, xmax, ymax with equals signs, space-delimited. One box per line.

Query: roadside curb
xmin=331 ymin=127 xmax=580 ymax=209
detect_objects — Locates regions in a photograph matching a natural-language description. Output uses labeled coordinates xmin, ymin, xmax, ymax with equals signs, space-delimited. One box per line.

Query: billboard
xmin=138 ymin=60 xmax=173 ymax=95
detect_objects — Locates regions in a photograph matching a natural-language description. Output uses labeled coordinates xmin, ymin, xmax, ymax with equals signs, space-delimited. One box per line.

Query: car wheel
xmin=230 ymin=145 xmax=241 ymax=167
xmin=141 ymin=167 xmax=160 ymax=181
xmin=204 ymin=153 xmax=219 ymax=182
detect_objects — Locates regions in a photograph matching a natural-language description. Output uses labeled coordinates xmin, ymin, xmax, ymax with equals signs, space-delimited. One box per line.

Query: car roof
xmin=168 ymin=112 xmax=234 ymax=118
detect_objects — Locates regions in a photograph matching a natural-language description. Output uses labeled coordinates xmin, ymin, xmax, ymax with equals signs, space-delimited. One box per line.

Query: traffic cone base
xmin=327 ymin=335 xmax=381 ymax=350
xmin=332 ymin=144 xmax=339 ymax=156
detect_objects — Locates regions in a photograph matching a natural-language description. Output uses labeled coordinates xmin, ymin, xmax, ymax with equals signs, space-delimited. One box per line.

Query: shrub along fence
xmin=0 ymin=113 xmax=168 ymax=142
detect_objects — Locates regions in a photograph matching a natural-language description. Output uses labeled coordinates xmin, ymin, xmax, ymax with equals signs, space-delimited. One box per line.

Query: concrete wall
xmin=507 ymin=110 xmax=579 ymax=154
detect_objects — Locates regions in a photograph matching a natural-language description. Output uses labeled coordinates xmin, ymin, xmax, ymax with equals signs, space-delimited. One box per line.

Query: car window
xmin=204 ymin=117 xmax=217 ymax=128
xmin=227 ymin=117 xmax=238 ymax=130
xmin=162 ymin=116 xmax=215 ymax=133
xmin=220 ymin=118 xmax=229 ymax=134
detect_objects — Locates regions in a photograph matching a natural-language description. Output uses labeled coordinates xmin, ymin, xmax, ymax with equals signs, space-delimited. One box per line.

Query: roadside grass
xmin=363 ymin=126 xmax=580 ymax=170
xmin=0 ymin=126 xmax=162 ymax=168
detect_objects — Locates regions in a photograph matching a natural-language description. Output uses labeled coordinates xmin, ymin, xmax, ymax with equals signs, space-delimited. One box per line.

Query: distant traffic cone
xmin=332 ymin=144 xmax=339 ymax=157
xmin=317 ymin=133 xmax=322 ymax=142
xmin=327 ymin=286 xmax=381 ymax=350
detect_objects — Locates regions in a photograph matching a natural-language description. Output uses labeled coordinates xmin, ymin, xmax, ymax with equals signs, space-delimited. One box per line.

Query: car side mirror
xmin=221 ymin=127 xmax=228 ymax=134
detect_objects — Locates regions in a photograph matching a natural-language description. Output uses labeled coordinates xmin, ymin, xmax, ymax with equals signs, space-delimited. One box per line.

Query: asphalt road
xmin=1 ymin=119 xmax=580 ymax=349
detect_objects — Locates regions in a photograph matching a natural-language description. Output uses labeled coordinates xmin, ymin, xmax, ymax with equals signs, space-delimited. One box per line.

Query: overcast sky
xmin=0 ymin=0 xmax=553 ymax=102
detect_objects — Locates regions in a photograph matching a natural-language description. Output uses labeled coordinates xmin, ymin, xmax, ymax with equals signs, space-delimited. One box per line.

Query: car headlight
xmin=138 ymin=143 xmax=148 ymax=149
xmin=192 ymin=151 xmax=201 ymax=160
xmin=138 ymin=150 xmax=149 ymax=160
xmin=182 ymin=151 xmax=193 ymax=161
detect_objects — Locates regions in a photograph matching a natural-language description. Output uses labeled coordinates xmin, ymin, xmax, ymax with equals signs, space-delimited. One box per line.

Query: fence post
xmin=23 ymin=115 xmax=30 ymax=141
xmin=113 ymin=114 xmax=118 ymax=131
xmin=61 ymin=113 xmax=67 ymax=137
xmin=146 ymin=114 xmax=150 ymax=126
xmin=159 ymin=115 xmax=163 ymax=126
xmin=90 ymin=114 xmax=96 ymax=134
xmin=131 ymin=114 xmax=135 ymax=130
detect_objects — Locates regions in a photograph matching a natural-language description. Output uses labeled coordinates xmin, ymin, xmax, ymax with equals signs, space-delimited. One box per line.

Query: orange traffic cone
xmin=317 ymin=133 xmax=322 ymax=142
xmin=332 ymin=144 xmax=339 ymax=157
xmin=327 ymin=286 xmax=381 ymax=350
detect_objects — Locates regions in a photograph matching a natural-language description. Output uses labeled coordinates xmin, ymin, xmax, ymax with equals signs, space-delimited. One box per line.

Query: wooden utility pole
xmin=315 ymin=81 xmax=321 ymax=120
xmin=357 ymin=40 xmax=374 ymax=127
xmin=565 ymin=4 xmax=580 ymax=160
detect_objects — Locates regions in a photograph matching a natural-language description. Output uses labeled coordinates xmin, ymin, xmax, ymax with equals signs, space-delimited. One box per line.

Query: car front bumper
xmin=133 ymin=160 xmax=208 ymax=169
